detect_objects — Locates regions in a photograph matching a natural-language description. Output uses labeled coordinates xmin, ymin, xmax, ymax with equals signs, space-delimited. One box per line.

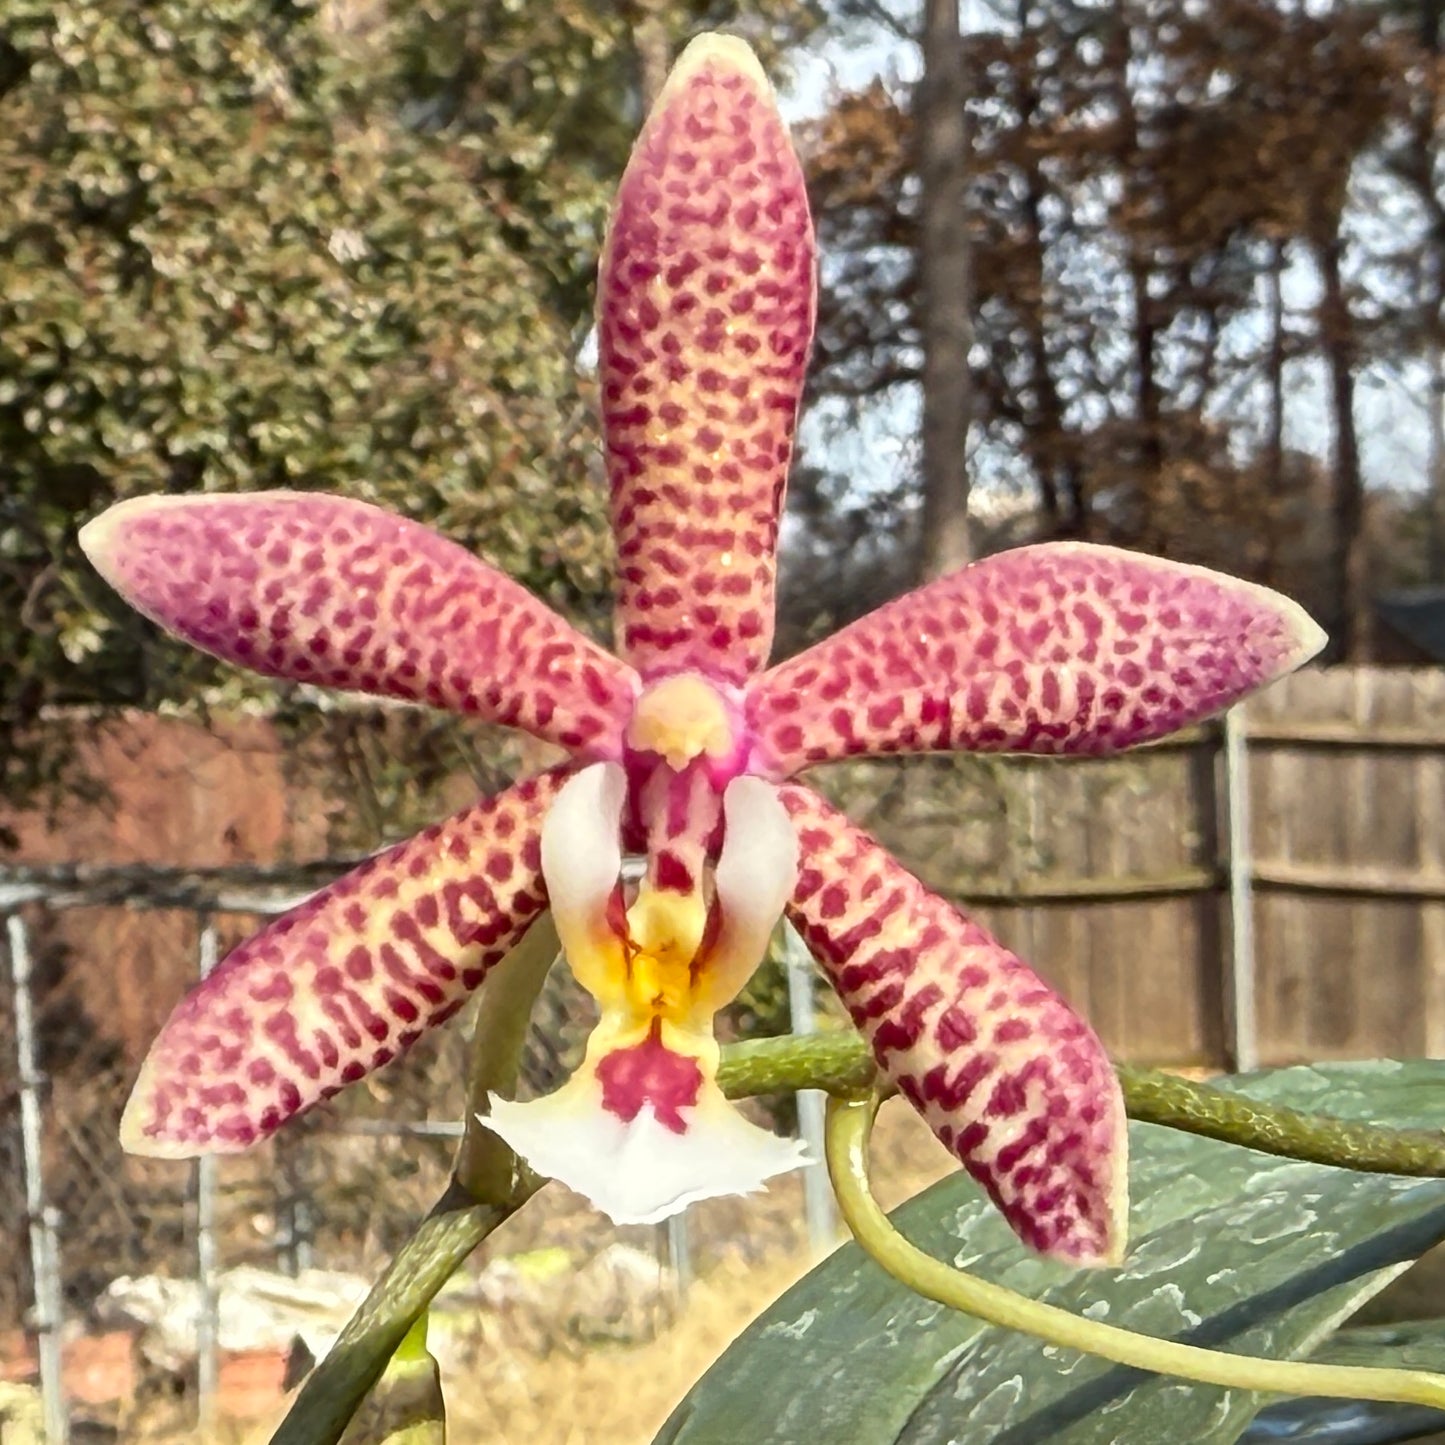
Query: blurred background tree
xmin=794 ymin=0 xmax=1445 ymax=662
xmin=8 ymin=0 xmax=1445 ymax=829
xmin=0 ymin=0 xmax=816 ymax=826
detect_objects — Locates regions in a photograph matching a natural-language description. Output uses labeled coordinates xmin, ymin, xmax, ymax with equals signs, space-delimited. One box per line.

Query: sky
xmin=768 ymin=2 xmax=1440 ymax=517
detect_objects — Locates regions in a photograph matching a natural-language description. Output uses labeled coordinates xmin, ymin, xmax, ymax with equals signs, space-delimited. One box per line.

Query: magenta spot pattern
xmin=623 ymin=755 xmax=724 ymax=898
xmin=747 ymin=543 xmax=1322 ymax=777
xmin=598 ymin=50 xmax=816 ymax=684
xmin=595 ymin=1025 xmax=705 ymax=1133
xmin=781 ymin=784 xmax=1125 ymax=1264
xmin=122 ymin=769 xmax=565 ymax=1155
xmin=91 ymin=492 xmax=638 ymax=758
xmin=79 ymin=37 xmax=1328 ymax=1260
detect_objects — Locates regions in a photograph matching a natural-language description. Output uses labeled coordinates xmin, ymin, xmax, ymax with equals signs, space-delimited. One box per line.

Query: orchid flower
xmin=80 ymin=33 xmax=1324 ymax=1265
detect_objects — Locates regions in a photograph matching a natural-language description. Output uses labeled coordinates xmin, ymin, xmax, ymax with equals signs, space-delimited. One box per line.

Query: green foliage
xmin=664 ymin=1060 xmax=1445 ymax=1445
xmin=382 ymin=1 xmax=639 ymax=328
xmin=382 ymin=0 xmax=819 ymax=319
xmin=0 ymin=0 xmax=821 ymax=825
xmin=0 ymin=1 xmax=612 ymax=729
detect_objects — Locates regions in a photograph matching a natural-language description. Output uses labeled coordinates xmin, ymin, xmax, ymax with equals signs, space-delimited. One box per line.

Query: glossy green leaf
xmin=1240 ymin=1322 xmax=1445 ymax=1445
xmin=337 ymin=1313 xmax=446 ymax=1445
xmin=1312 ymin=1318 xmax=1445 ymax=1377
xmin=660 ymin=1062 xmax=1445 ymax=1445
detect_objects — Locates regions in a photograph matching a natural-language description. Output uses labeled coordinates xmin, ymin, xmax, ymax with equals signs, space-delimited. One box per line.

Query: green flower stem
xmin=826 ymin=1092 xmax=1445 ymax=1409
xmin=336 ymin=1311 xmax=447 ymax=1445
xmin=269 ymin=1180 xmax=541 ymax=1445
xmin=1114 ymin=1061 xmax=1445 ymax=1176
xmin=724 ymin=1030 xmax=1445 ymax=1178
xmin=272 ymin=926 xmax=559 ymax=1445
xmin=717 ymin=1030 xmax=879 ymax=1100
xmin=454 ymin=914 xmax=560 ymax=1202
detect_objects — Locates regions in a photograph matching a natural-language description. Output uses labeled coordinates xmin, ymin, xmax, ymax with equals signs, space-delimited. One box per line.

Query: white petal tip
xmin=78 ymin=501 xmax=151 ymax=570
xmin=1232 ymin=572 xmax=1327 ymax=672
xmin=480 ymin=1086 xmax=809 ymax=1225
xmin=1288 ymin=609 xmax=1329 ymax=669
xmin=76 ymin=514 xmax=112 ymax=565
xmin=668 ymin=34 xmax=772 ymax=98
xmin=79 ymin=493 xmax=197 ymax=554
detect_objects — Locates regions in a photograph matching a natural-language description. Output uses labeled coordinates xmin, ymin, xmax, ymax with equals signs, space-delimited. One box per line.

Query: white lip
xmin=481 ymin=1079 xmax=809 ymax=1226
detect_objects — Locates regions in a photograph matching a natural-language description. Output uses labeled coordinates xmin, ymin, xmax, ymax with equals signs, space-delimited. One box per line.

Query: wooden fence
xmin=5 ymin=665 xmax=1444 ymax=1078
xmin=4 ymin=666 xmax=1445 ymax=1435
xmin=821 ymin=666 xmax=1445 ymax=1070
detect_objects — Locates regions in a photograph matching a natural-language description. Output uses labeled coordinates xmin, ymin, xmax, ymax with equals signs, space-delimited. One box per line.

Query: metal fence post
xmin=662 ymin=1211 xmax=692 ymax=1303
xmin=195 ymin=919 xmax=220 ymax=1435
xmin=7 ymin=913 xmax=68 ymax=1445
xmin=783 ymin=923 xmax=835 ymax=1255
xmin=1223 ymin=707 xmax=1259 ymax=1073
xmin=275 ymin=1133 xmax=315 ymax=1277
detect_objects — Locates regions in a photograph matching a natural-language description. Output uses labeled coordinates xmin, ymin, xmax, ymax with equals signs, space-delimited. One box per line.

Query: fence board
xmin=1244 ymin=670 xmax=1442 ymax=1063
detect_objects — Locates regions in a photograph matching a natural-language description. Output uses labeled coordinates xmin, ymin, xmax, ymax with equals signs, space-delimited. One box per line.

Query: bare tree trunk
xmin=1317 ymin=236 xmax=1370 ymax=660
xmin=1260 ymin=237 xmax=1287 ymax=582
xmin=1105 ymin=5 xmax=1163 ymax=551
xmin=1419 ymin=0 xmax=1445 ymax=581
xmin=1128 ymin=256 xmax=1164 ymax=552
xmin=1430 ymin=333 xmax=1445 ymax=581
xmin=915 ymin=0 xmax=974 ymax=580
xmin=1264 ymin=239 xmax=1286 ymax=496
xmin=1015 ymin=0 xmax=1083 ymax=537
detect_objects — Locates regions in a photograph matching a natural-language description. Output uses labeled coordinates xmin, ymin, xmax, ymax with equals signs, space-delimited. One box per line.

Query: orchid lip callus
xmin=80 ymin=33 xmax=1326 ymax=1261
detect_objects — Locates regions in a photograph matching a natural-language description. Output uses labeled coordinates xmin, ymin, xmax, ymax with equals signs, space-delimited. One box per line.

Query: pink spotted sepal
xmin=748 ymin=543 xmax=1327 ymax=775
xmin=599 ymin=33 xmax=816 ymax=685
xmin=782 ymin=783 xmax=1129 ymax=1267
xmin=80 ymin=491 xmax=637 ymax=757
xmin=119 ymin=770 xmax=565 ymax=1157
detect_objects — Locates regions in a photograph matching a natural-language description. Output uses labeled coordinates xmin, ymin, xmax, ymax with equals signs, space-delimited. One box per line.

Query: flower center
xmin=622 ymin=883 xmax=709 ymax=1027
xmin=626 ymin=674 xmax=736 ymax=772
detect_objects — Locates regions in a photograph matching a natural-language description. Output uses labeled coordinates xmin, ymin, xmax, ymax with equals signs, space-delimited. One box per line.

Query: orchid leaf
xmin=659 ymin=1061 xmax=1445 ymax=1445
xmin=337 ymin=1314 xmax=446 ymax=1445
xmin=1241 ymin=1399 xmax=1445 ymax=1444
xmin=1311 ymin=1318 xmax=1445 ymax=1376
xmin=1239 ymin=1322 xmax=1445 ymax=1445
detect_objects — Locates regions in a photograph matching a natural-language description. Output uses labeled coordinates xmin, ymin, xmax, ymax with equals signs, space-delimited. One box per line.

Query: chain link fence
xmin=0 ymin=862 xmax=829 ymax=1443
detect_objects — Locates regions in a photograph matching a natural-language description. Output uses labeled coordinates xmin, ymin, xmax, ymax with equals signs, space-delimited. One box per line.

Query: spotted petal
xmin=748 ymin=543 xmax=1326 ymax=775
xmin=703 ymin=774 xmax=799 ymax=1011
xmin=781 ymin=783 xmax=1127 ymax=1266
xmin=81 ymin=492 xmax=638 ymax=756
xmin=121 ymin=769 xmax=566 ymax=1157
xmin=598 ymin=33 xmax=816 ymax=684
